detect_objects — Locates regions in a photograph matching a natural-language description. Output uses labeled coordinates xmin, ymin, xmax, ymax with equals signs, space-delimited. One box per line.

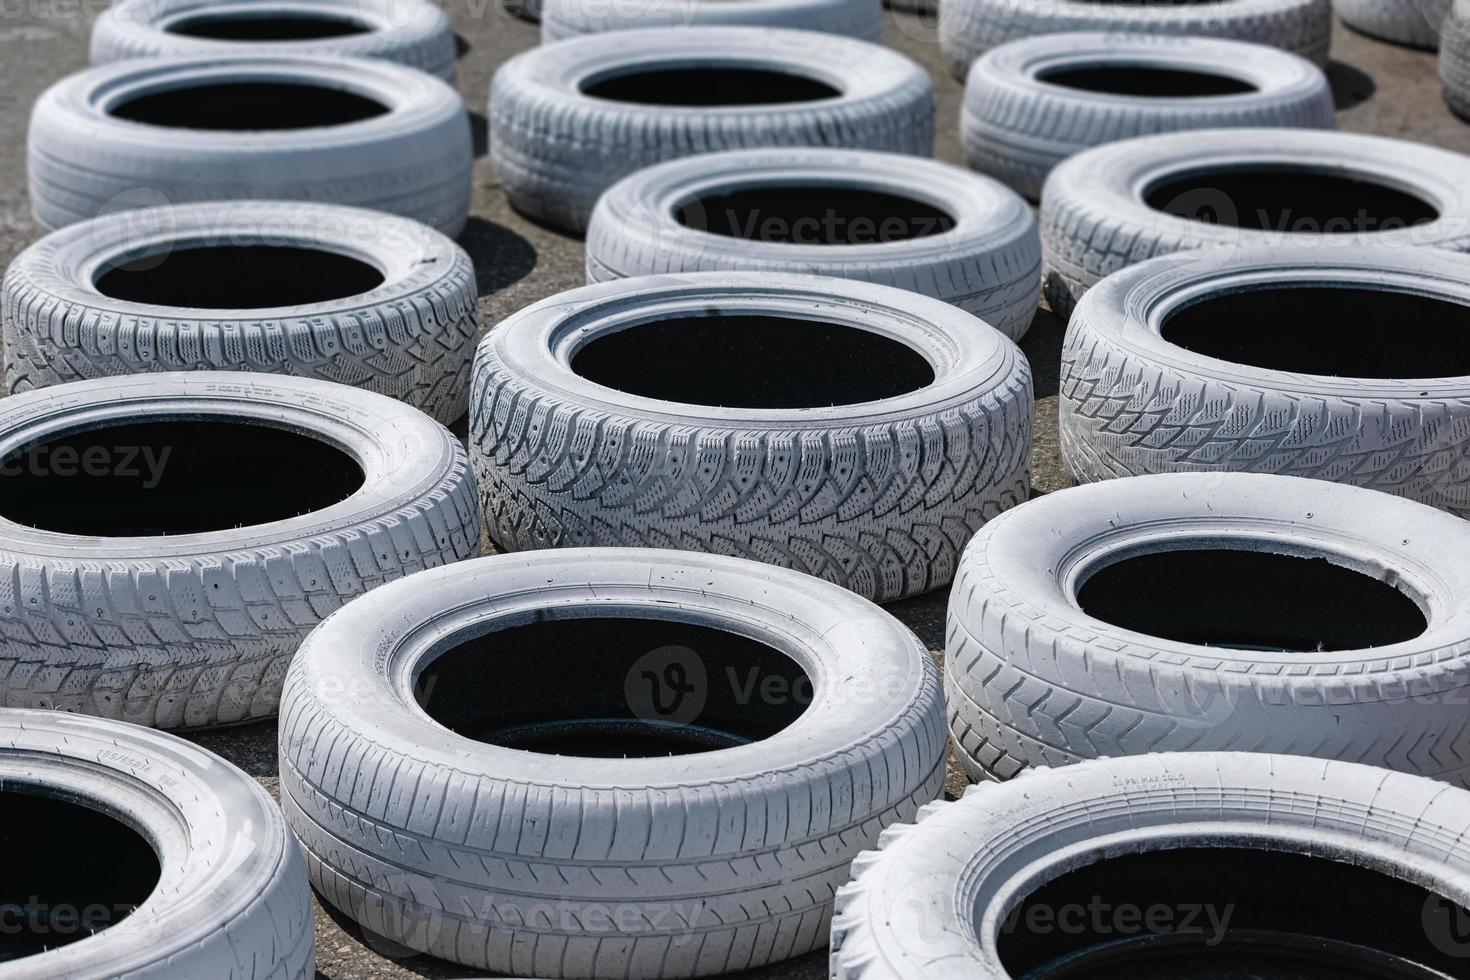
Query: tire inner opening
xmin=414 ymin=616 xmax=812 ymax=757
xmin=996 ymin=847 xmax=1469 ymax=980
xmin=1162 ymin=285 xmax=1470 ymax=377
xmin=0 ymin=789 xmax=160 ymax=964
xmin=570 ymin=315 xmax=936 ymax=408
xmin=109 ymin=81 xmax=389 ymax=130
xmin=1076 ymin=548 xmax=1425 ymax=651
xmin=1038 ymin=65 xmax=1257 ymax=97
xmin=0 ymin=419 xmax=365 ymax=536
xmin=95 ymin=245 xmax=385 ymax=309
xmin=166 ymin=12 xmax=372 ymax=40
xmin=675 ymin=186 xmax=956 ymax=244
xmin=1144 ymin=167 xmax=1440 ymax=231
xmin=580 ymin=67 xmax=841 ymax=106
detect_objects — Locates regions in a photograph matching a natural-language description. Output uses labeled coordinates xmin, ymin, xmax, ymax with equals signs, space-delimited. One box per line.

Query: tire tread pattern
xmin=467 ymin=342 xmax=1033 ymax=603
xmin=277 ymin=632 xmax=948 ymax=977
xmin=2 ymin=243 xmax=478 ymax=424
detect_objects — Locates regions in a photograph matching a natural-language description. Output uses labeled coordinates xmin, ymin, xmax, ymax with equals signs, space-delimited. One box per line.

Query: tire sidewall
xmin=0 ymin=710 xmax=310 ymax=979
xmin=586 ymin=149 xmax=1037 ymax=292
xmin=540 ymin=0 xmax=883 ymax=40
xmin=1042 ymin=128 xmax=1470 ymax=259
xmin=7 ymin=201 xmax=465 ymax=328
xmin=90 ymin=0 xmax=456 ymax=78
xmin=29 ymin=55 xmax=471 ymax=234
xmin=479 ymin=272 xmax=1021 ymax=431
xmin=835 ymin=753 xmax=1470 ymax=979
xmin=282 ymin=548 xmax=941 ymax=793
xmin=955 ymin=473 xmax=1470 ymax=703
xmin=0 ymin=371 xmax=468 ymax=561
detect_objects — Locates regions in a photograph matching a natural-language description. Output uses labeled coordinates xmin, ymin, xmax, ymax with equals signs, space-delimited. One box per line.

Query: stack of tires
xmin=8 ymin=0 xmax=1470 ymax=977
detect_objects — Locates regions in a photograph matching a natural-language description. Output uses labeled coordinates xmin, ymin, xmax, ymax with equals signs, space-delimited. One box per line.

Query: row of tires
xmin=71 ymin=0 xmax=1470 ymax=127
xmin=79 ymin=0 xmax=1432 ymax=71
xmin=41 ymin=0 xmax=1470 ymax=254
xmin=26 ymin=21 xmax=1470 ymax=358
xmin=16 ymin=110 xmax=1470 ymax=521
xmin=11 ymin=224 xmax=1470 ymax=727
xmin=14 ymin=465 xmax=1470 ymax=977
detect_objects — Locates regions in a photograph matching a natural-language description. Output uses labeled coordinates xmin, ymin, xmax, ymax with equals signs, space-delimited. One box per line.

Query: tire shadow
xmin=468 ymin=109 xmax=488 ymax=159
xmin=181 ymin=719 xmax=279 ymax=780
xmin=458 ymin=216 xmax=538 ymax=297
xmin=1328 ymin=59 xmax=1377 ymax=110
xmin=314 ymin=902 xmax=484 ymax=979
xmin=1019 ymin=304 xmax=1065 ymax=401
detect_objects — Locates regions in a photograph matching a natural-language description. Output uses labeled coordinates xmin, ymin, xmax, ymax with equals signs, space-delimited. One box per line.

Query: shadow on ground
xmin=1329 ymin=59 xmax=1377 ymax=109
xmin=459 ymin=216 xmax=538 ymax=296
xmin=469 ymin=109 xmax=489 ymax=158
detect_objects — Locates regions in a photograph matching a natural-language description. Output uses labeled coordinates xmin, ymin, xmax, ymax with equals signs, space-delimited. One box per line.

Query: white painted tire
xmin=946 ymin=472 xmax=1470 ymax=784
xmin=0 ymin=709 xmax=312 ymax=979
xmin=938 ymin=0 xmax=1333 ymax=79
xmin=963 ymin=33 xmax=1335 ymax=200
xmin=488 ymin=28 xmax=933 ymax=233
xmin=468 ymin=272 xmax=1032 ymax=602
xmin=279 ymin=548 xmax=946 ymax=977
xmin=1442 ymin=0 xmax=1470 ymax=116
xmin=542 ymin=0 xmax=882 ymax=40
xmin=1336 ymin=0 xmax=1451 ymax=47
xmin=89 ymin=0 xmax=457 ymax=81
xmin=585 ymin=148 xmax=1040 ymax=340
xmin=1059 ymin=245 xmax=1470 ymax=514
xmin=0 ymin=372 xmax=479 ymax=729
xmin=27 ymin=55 xmax=471 ymax=234
xmin=831 ymin=752 xmax=1470 ymax=978
xmin=1039 ymin=128 xmax=1470 ymax=316
xmin=2 ymin=201 xmax=477 ymax=424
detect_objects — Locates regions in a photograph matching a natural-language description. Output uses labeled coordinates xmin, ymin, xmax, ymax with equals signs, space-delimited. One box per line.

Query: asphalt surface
xmin=3 ymin=3 xmax=1470 ymax=977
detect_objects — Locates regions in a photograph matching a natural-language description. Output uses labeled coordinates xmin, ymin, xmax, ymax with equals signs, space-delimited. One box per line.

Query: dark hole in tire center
xmin=0 ymin=420 xmax=364 ymax=536
xmin=998 ymin=848 xmax=1469 ymax=980
xmin=571 ymin=316 xmax=935 ymax=409
xmin=1145 ymin=168 xmax=1440 ymax=232
xmin=1163 ymin=285 xmax=1470 ymax=378
xmin=580 ymin=67 xmax=841 ymax=106
xmin=108 ymin=81 xmax=388 ymax=130
xmin=1077 ymin=549 xmax=1425 ymax=651
xmin=166 ymin=12 xmax=371 ymax=40
xmin=676 ymin=186 xmax=956 ymax=244
xmin=95 ymin=245 xmax=384 ymax=309
xmin=414 ymin=617 xmax=811 ymax=757
xmin=1038 ymin=65 xmax=1257 ymax=97
xmin=0 ymin=790 xmax=160 ymax=964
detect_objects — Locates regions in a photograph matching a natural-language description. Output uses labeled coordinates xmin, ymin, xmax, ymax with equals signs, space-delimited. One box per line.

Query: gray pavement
xmin=1 ymin=3 xmax=1467 ymax=976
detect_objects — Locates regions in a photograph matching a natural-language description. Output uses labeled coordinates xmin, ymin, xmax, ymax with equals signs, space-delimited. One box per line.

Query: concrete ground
xmin=2 ymin=2 xmax=1469 ymax=976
